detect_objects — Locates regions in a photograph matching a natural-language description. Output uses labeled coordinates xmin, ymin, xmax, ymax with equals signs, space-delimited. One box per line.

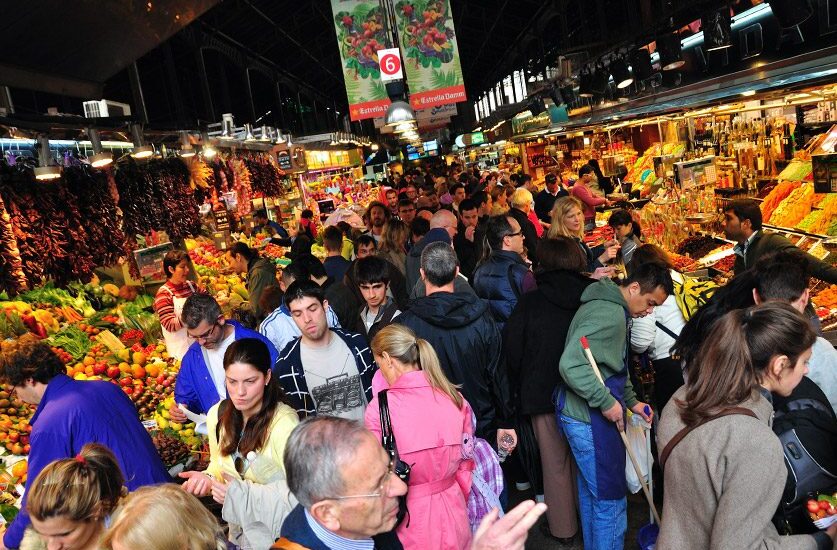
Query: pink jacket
xmin=365 ymin=370 xmax=474 ymax=550
xmin=571 ymin=182 xmax=607 ymax=222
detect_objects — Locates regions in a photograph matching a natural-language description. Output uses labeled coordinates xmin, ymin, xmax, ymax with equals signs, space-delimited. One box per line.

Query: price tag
xmin=377 ymin=48 xmax=403 ymax=82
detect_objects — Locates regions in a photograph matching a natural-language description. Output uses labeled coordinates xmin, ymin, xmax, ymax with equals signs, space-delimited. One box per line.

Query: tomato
xmin=807 ymin=500 xmax=820 ymax=514
xmin=819 ymin=500 xmax=830 ymax=511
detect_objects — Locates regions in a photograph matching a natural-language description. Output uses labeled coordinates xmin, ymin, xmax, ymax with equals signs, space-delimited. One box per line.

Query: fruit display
xmin=761 ymin=181 xmax=802 ymax=222
xmin=668 ymin=253 xmax=698 ymax=272
xmin=710 ymin=255 xmax=736 ymax=274
xmin=769 ymin=182 xmax=815 ymax=228
xmin=806 ymin=494 xmax=837 ymax=522
xmin=814 ymin=285 xmax=837 ymax=310
xmin=676 ymin=235 xmax=720 ymax=259
xmin=0 ymin=386 xmax=34 ymax=456
xmin=153 ymin=396 xmax=202 ymax=450
xmin=151 ymin=432 xmax=191 ymax=468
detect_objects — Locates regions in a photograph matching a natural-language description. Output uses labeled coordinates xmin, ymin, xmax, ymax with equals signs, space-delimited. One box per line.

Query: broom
xmin=580 ymin=336 xmax=661 ymax=525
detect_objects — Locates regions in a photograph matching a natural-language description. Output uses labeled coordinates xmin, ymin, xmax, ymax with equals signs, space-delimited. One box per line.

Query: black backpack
xmin=771 ymin=377 xmax=837 ymax=534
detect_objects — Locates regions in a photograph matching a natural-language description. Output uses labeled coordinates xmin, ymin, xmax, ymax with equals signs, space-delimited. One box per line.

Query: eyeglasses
xmin=505 ymin=230 xmax=522 ymax=238
xmin=326 ymin=459 xmax=395 ymax=501
xmin=189 ymin=322 xmax=219 ymax=341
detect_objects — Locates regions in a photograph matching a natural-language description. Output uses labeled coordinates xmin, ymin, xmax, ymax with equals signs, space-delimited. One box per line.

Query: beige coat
xmin=657 ymin=387 xmax=819 ymax=550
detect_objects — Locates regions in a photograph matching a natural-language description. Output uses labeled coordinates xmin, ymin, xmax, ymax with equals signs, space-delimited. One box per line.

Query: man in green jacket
xmin=228 ymin=241 xmax=277 ymax=321
xmin=558 ymin=262 xmax=671 ymax=550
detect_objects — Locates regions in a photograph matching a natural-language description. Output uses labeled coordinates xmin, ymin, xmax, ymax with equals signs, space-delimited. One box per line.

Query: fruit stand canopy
xmin=0 ymin=0 xmax=220 ymax=98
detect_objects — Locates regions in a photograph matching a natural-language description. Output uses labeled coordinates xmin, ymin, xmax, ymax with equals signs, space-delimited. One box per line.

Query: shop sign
xmin=213 ymin=209 xmax=230 ymax=231
xmin=377 ymin=47 xmax=403 ymax=82
xmin=416 ymin=104 xmax=457 ymax=120
xmin=454 ymin=132 xmax=484 ymax=148
xmin=330 ymin=0 xmax=392 ymax=120
xmin=133 ymin=243 xmax=174 ymax=283
xmin=276 ymin=149 xmax=292 ymax=171
xmin=394 ymin=0 xmax=467 ymax=110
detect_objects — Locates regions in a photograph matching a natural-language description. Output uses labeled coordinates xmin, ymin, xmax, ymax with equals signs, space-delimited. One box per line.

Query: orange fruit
xmin=132 ymin=352 xmax=147 ymax=366
xmin=118 ymin=362 xmax=131 ymax=373
xmin=145 ymin=363 xmax=160 ymax=378
xmin=82 ymin=356 xmax=95 ymax=366
xmin=131 ymin=365 xmax=146 ymax=379
xmin=11 ymin=460 xmax=26 ymax=478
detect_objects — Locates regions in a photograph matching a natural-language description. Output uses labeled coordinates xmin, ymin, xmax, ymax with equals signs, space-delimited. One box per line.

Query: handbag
xmin=378 ymin=390 xmax=411 ymax=527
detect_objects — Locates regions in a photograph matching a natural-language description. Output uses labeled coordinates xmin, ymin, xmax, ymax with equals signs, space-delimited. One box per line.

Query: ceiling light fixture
xmin=741 ymin=89 xmax=757 ymax=97
xmin=200 ymin=131 xmax=216 ymax=158
xmin=274 ymin=129 xmax=285 ymax=145
xmin=658 ymin=32 xmax=685 ymax=71
xmin=610 ymin=57 xmax=634 ymax=89
xmin=87 ymin=128 xmax=113 ymax=168
xmin=34 ymin=136 xmax=62 ymax=181
xmin=129 ymin=124 xmax=154 ymax=159
xmin=179 ymin=131 xmax=195 ymax=158
xmin=286 ymin=133 xmax=293 ymax=148
xmin=220 ymin=113 xmax=235 ymax=139
xmin=384 ymin=100 xmax=416 ymax=126
xmin=259 ymin=125 xmax=273 ymax=142
xmin=243 ymin=123 xmax=256 ymax=141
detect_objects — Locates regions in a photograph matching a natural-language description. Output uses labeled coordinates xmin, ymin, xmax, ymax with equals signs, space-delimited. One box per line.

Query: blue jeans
xmin=559 ymin=414 xmax=627 ymax=550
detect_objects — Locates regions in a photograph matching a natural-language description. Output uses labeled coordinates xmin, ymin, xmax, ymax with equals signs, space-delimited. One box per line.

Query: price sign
xmin=377 ymin=48 xmax=403 ymax=82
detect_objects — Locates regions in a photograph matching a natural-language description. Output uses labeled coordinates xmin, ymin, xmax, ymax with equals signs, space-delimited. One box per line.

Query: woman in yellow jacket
xmin=180 ymin=337 xmax=299 ymax=549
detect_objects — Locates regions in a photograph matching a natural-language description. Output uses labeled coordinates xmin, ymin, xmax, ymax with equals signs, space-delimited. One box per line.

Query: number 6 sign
xmin=377 ymin=48 xmax=403 ymax=82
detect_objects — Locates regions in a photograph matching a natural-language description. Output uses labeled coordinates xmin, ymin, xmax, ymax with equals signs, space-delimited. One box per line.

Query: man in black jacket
xmin=453 ymin=198 xmax=481 ymax=281
xmin=534 ymin=173 xmax=568 ymax=225
xmin=724 ymin=199 xmax=837 ymax=283
xmin=507 ymin=188 xmax=539 ymax=268
xmin=397 ymin=241 xmax=516 ymax=450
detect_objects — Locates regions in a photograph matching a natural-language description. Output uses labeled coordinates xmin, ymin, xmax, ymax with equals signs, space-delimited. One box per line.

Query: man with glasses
xmin=170 ymin=294 xmax=279 ymax=423
xmin=274 ymin=416 xmax=545 ymax=550
xmin=396 ymin=198 xmax=416 ymax=225
xmin=472 ymin=215 xmax=537 ymax=330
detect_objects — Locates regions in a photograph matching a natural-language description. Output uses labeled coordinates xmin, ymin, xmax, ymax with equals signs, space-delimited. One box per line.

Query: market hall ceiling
xmin=0 ymin=0 xmax=221 ymax=98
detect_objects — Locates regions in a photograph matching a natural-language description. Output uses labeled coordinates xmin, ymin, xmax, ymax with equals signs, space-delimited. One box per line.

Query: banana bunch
xmin=189 ymin=159 xmax=213 ymax=190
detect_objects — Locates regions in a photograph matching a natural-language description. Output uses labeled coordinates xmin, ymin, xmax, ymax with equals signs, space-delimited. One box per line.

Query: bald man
xmin=404 ymin=209 xmax=459 ymax=292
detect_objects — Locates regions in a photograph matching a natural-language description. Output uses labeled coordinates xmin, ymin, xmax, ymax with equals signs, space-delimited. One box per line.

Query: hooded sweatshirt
xmin=504 ymin=269 xmax=594 ymax=416
xmin=397 ymin=291 xmax=513 ymax=440
xmin=558 ymin=278 xmax=639 ymax=423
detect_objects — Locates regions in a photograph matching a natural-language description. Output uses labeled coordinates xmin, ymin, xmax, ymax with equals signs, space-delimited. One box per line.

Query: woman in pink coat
xmin=365 ymin=324 xmax=474 ymax=550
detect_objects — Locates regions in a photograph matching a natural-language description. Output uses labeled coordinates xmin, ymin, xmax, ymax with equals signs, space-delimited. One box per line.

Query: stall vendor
xmin=153 ymin=250 xmax=203 ymax=361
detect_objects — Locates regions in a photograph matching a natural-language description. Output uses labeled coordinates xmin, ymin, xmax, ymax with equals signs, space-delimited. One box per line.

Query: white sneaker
xmin=515 ymin=482 xmax=531 ymax=491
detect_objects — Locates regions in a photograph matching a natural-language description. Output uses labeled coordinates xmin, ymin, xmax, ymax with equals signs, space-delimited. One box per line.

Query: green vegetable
xmin=0 ymin=503 xmax=18 ymax=523
xmin=47 ymin=326 xmax=93 ymax=360
xmin=20 ymin=282 xmax=95 ymax=317
xmin=133 ymin=294 xmax=154 ymax=309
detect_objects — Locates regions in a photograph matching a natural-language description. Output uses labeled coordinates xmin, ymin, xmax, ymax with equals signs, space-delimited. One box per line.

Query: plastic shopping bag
xmin=625 ymin=412 xmax=652 ymax=494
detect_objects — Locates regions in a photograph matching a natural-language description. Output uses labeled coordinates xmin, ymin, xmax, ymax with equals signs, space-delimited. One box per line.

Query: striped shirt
xmin=153 ymin=281 xmax=200 ymax=332
xmin=304 ymin=508 xmax=374 ymax=550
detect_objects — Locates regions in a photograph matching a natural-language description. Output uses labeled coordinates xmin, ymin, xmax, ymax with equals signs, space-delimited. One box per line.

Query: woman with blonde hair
xmin=102 ymin=484 xmax=227 ymax=550
xmin=23 ymin=443 xmax=126 ymax=550
xmin=490 ymin=185 xmax=509 ymax=215
xmin=377 ymin=218 xmax=410 ymax=276
xmin=365 ymin=324 xmax=474 ymax=550
xmin=547 ymin=196 xmax=618 ymax=276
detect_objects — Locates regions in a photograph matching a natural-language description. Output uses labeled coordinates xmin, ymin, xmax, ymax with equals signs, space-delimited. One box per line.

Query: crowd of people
xmin=0 ymin=159 xmax=836 ymax=550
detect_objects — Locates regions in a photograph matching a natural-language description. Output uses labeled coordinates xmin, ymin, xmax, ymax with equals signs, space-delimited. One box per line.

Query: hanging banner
xmin=394 ymin=0 xmax=466 ymax=110
xmin=331 ymin=1 xmax=392 ymax=121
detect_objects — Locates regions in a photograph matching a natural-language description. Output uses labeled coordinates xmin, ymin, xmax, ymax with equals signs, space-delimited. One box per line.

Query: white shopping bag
xmin=625 ymin=412 xmax=652 ymax=494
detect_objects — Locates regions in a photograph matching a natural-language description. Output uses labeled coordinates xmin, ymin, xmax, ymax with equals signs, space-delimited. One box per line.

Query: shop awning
xmin=0 ymin=0 xmax=220 ymax=98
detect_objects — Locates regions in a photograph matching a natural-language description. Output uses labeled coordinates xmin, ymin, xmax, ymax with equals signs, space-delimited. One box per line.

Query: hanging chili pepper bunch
xmin=230 ymin=159 xmax=253 ymax=216
xmin=0 ymin=179 xmax=27 ymax=294
xmin=147 ymin=158 xmax=201 ymax=244
xmin=0 ymin=163 xmax=95 ymax=287
xmin=116 ymin=159 xmax=166 ymax=238
xmin=63 ymin=166 xmax=126 ymax=270
xmin=244 ymin=156 xmax=284 ymax=197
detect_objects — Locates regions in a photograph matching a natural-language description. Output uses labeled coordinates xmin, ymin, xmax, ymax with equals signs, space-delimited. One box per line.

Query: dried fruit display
xmin=676 ymin=235 xmax=718 ymax=259
xmin=63 ymin=166 xmax=125 ymax=269
xmin=0 ymin=191 xmax=26 ymax=295
xmin=770 ymin=182 xmax=814 ymax=228
xmin=761 ymin=180 xmax=801 ymax=222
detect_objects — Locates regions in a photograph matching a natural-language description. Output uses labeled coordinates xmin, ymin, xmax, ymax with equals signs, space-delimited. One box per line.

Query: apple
xmin=119 ymin=377 xmax=133 ymax=387
xmin=122 ymin=387 xmax=133 ymax=396
xmin=107 ymin=366 xmax=120 ymax=379
xmin=93 ymin=364 xmax=107 ymax=376
xmin=8 ymin=432 xmax=19 ymax=443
